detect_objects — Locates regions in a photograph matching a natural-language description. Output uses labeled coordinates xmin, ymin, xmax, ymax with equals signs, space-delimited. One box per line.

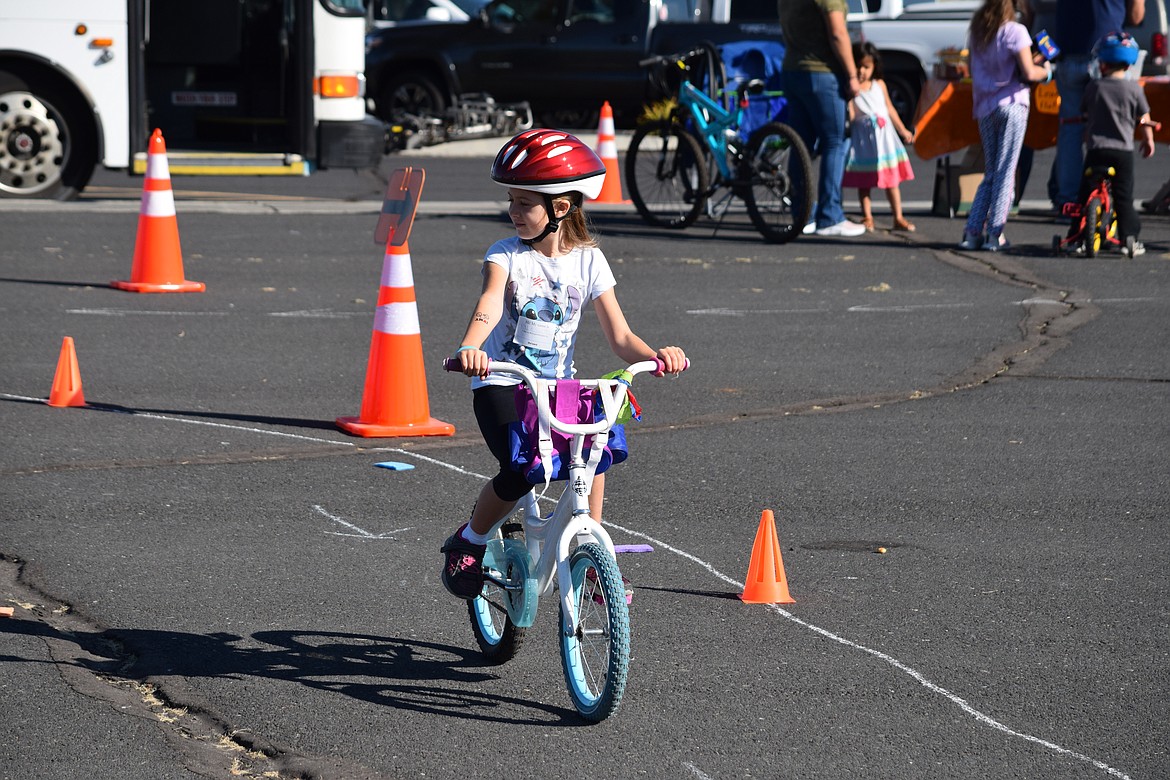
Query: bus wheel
xmin=376 ymin=71 xmax=446 ymax=123
xmin=0 ymin=68 xmax=97 ymax=200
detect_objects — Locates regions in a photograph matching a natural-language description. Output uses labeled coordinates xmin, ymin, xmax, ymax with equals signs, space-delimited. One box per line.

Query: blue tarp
xmin=719 ymin=40 xmax=788 ymax=140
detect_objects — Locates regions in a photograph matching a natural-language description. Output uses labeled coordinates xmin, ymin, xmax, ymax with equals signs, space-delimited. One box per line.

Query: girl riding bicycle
xmin=441 ymin=128 xmax=687 ymax=601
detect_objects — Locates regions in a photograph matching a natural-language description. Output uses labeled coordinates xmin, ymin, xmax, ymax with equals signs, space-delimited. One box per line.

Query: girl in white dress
xmin=842 ymin=43 xmax=917 ymax=231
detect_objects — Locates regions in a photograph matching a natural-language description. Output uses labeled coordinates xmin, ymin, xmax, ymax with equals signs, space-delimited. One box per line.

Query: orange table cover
xmin=912 ymin=76 xmax=1170 ymax=161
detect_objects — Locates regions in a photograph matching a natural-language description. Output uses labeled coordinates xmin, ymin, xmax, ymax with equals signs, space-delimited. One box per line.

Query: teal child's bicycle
xmin=443 ymin=357 xmax=687 ymax=721
xmin=626 ymin=42 xmax=814 ymax=243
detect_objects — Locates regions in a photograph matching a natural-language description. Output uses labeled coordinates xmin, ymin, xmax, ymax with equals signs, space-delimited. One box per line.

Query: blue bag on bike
xmin=508 ymin=380 xmax=628 ymax=485
xmin=719 ymin=40 xmax=788 ymax=141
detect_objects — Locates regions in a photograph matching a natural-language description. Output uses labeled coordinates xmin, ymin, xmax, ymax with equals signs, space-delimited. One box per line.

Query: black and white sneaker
xmin=440 ymin=524 xmax=486 ymax=600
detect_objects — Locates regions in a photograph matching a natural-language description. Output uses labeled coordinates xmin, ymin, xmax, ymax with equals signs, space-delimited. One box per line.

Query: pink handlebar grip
xmin=653 ymin=357 xmax=691 ymax=376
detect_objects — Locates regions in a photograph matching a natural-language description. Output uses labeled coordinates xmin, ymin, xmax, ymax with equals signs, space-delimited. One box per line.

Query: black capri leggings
xmin=473 ymin=384 xmax=533 ymax=503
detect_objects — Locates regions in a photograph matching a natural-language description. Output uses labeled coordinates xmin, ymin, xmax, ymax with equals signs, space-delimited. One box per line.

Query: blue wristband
xmin=456 ymin=345 xmax=477 ymax=353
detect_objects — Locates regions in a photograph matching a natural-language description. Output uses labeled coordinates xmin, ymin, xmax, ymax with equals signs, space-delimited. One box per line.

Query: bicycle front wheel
xmin=559 ymin=542 xmax=630 ymax=721
xmin=468 ymin=521 xmax=527 ymax=663
xmin=1085 ymin=196 xmax=1103 ymax=258
xmin=741 ymin=121 xmax=814 ymax=244
xmin=626 ymin=121 xmax=709 ymax=229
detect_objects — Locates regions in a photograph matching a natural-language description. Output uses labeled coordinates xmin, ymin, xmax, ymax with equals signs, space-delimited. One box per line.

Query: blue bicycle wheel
xmin=468 ymin=522 xmax=528 ymax=663
xmin=559 ymin=542 xmax=630 ymax=721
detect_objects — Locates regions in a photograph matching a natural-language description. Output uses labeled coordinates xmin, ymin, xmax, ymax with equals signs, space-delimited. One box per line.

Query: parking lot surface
xmin=1 ymin=143 xmax=1167 ymax=779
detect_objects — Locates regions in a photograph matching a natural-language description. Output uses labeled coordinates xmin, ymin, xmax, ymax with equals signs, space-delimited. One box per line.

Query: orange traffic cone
xmin=589 ymin=101 xmax=629 ymax=204
xmin=740 ymin=509 xmax=795 ymax=604
xmin=336 ymin=240 xmax=454 ymax=437
xmin=112 ymin=129 xmax=204 ymax=293
xmin=47 ymin=336 xmax=86 ymax=408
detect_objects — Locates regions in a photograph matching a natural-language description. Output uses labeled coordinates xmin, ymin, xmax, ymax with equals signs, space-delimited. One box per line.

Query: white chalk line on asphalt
xmin=3 ymin=397 xmax=1132 ymax=779
xmin=374 ymin=445 xmax=1133 ymax=780
xmin=599 ymin=521 xmax=1132 ymax=780
xmin=311 ymin=504 xmax=411 ymax=539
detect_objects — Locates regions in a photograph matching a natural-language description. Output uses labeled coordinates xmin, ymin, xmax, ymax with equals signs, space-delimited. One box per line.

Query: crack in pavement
xmin=0 ymin=555 xmax=389 ymax=780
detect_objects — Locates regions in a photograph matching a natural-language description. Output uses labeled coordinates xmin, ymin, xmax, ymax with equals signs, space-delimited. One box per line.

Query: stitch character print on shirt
xmin=504 ymin=278 xmax=582 ymax=374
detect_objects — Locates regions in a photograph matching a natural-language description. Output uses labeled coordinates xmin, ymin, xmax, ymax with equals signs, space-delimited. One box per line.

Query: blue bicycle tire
xmin=559 ymin=542 xmax=630 ymax=721
xmin=468 ymin=522 xmax=527 ymax=663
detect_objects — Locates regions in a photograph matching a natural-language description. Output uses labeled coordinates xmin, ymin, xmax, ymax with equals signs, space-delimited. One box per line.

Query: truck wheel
xmin=375 ymin=71 xmax=446 ymax=123
xmin=0 ymin=67 xmax=97 ymax=200
xmin=883 ymin=72 xmax=920 ymax=128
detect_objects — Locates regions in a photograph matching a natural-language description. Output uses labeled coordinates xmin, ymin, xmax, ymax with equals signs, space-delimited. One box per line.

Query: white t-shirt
xmin=473 ymin=236 xmax=617 ymax=389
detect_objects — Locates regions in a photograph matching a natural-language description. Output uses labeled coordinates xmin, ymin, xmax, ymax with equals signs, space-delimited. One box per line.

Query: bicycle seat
xmin=743 ymin=78 xmax=766 ymax=95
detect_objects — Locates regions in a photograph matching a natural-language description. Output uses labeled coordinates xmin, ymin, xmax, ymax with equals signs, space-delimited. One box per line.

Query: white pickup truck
xmin=850 ymin=0 xmax=1170 ymax=124
xmin=721 ymin=0 xmax=973 ymax=123
xmin=847 ymin=0 xmax=978 ymax=123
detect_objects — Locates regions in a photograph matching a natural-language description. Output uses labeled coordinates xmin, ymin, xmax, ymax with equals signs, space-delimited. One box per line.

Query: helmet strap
xmin=521 ymin=193 xmax=578 ymax=246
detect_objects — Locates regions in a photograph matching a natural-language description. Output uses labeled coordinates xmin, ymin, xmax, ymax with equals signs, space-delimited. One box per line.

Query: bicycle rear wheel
xmin=559 ymin=542 xmax=630 ymax=721
xmin=468 ymin=522 xmax=527 ymax=663
xmin=740 ymin=121 xmax=814 ymax=244
xmin=626 ymin=121 xmax=709 ymax=229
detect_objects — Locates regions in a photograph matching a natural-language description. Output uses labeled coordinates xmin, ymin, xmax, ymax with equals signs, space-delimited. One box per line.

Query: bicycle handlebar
xmin=442 ymin=357 xmax=690 ymax=379
xmin=443 ymin=358 xmax=689 ymax=437
xmin=637 ymin=44 xmax=716 ymax=70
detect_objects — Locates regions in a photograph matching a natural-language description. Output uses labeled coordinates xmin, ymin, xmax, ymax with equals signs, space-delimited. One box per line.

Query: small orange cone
xmin=589 ymin=101 xmax=629 ymax=204
xmin=47 ymin=336 xmax=86 ymax=408
xmin=740 ymin=509 xmax=795 ymax=604
xmin=112 ymin=129 xmax=204 ymax=293
xmin=336 ymin=240 xmax=454 ymax=437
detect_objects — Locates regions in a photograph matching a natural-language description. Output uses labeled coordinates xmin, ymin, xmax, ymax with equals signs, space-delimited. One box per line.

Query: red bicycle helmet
xmin=491 ymin=129 xmax=607 ymax=200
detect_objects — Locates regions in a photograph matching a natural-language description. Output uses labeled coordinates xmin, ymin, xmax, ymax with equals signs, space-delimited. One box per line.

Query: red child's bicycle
xmin=1052 ymin=164 xmax=1123 ymax=258
xmin=1053 ymin=118 xmax=1160 ymax=259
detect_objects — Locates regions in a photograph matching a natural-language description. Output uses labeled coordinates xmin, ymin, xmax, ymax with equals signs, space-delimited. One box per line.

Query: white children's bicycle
xmin=443 ymin=357 xmax=686 ymax=721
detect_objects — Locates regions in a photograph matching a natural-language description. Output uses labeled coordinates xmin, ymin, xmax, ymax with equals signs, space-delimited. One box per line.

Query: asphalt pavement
xmin=1 ymin=138 xmax=1168 ymax=780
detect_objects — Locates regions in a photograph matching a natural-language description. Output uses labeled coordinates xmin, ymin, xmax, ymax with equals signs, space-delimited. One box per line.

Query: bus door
xmin=138 ymin=0 xmax=311 ymax=173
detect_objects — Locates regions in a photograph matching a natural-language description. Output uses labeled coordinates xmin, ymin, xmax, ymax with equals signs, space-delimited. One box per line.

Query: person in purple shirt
xmin=1050 ymin=0 xmax=1146 ymax=211
xmin=959 ymin=0 xmax=1052 ymax=251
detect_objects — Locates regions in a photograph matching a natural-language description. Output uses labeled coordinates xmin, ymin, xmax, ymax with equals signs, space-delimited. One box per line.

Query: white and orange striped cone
xmin=589 ymin=101 xmax=629 ymax=204
xmin=112 ymin=129 xmax=204 ymax=293
xmin=336 ymin=240 xmax=454 ymax=437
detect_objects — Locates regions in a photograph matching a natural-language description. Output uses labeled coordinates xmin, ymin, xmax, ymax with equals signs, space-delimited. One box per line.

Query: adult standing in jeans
xmin=778 ymin=0 xmax=866 ymax=237
xmin=1051 ymin=0 xmax=1145 ymax=211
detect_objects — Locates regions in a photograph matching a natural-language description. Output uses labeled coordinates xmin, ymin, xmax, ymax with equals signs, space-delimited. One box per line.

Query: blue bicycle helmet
xmin=1093 ymin=31 xmax=1141 ymax=65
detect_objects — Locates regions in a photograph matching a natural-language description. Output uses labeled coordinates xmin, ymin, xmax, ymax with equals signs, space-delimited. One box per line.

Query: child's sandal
xmin=861 ymin=217 xmax=875 ymax=232
xmin=893 ymin=217 xmax=916 ymax=232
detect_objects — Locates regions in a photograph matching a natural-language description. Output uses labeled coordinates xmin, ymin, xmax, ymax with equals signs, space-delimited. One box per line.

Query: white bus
xmin=0 ymin=0 xmax=385 ymax=199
